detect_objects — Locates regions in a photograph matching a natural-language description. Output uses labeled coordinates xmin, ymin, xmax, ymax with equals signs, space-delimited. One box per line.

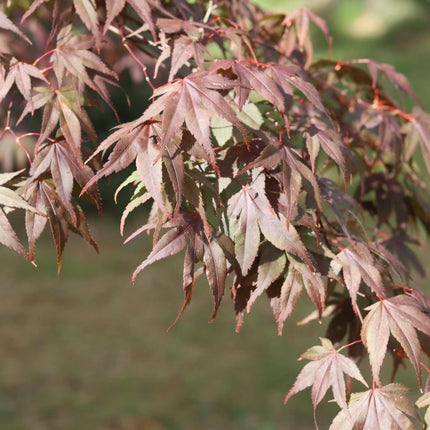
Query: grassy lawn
xmin=0 ymin=216 xmax=423 ymax=429
xmin=1 ymin=1 xmax=430 ymax=429
xmin=0 ymin=219 xmax=339 ymax=429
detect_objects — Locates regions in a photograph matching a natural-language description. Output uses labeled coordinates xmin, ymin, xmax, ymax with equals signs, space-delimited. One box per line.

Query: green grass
xmin=0 ymin=218 xmax=339 ymax=429
xmin=0 ymin=217 xmax=425 ymax=429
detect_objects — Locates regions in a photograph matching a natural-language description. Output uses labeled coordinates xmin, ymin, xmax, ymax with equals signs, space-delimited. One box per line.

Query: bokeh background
xmin=1 ymin=1 xmax=430 ymax=429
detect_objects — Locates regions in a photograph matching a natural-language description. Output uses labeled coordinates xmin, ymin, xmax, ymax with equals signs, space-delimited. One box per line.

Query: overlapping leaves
xmin=1 ymin=1 xmax=430 ymax=429
xmin=361 ymin=294 xmax=430 ymax=385
xmin=226 ymin=182 xmax=311 ymax=277
xmin=0 ymin=58 xmax=48 ymax=106
xmin=0 ymin=170 xmax=39 ymax=258
xmin=330 ymin=384 xmax=418 ymax=430
xmin=285 ymin=338 xmax=367 ymax=424
xmin=137 ymin=71 xmax=243 ymax=171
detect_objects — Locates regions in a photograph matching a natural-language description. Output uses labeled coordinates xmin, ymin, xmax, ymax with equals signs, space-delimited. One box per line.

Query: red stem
xmin=420 ymin=361 xmax=430 ymax=375
xmin=315 ymin=72 xmax=415 ymax=122
xmin=239 ymin=59 xmax=270 ymax=68
xmin=33 ymin=48 xmax=57 ymax=66
xmin=120 ymin=28 xmax=155 ymax=94
xmin=15 ymin=136 xmax=33 ymax=165
xmin=232 ymin=177 xmax=245 ymax=188
xmin=338 ymin=339 xmax=362 ymax=353
xmin=206 ymin=16 xmax=221 ymax=26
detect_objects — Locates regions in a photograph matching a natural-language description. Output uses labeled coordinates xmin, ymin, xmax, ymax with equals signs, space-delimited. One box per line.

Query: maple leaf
xmin=319 ymin=178 xmax=363 ymax=237
xmin=83 ymin=121 xmax=181 ymax=219
xmin=271 ymin=265 xmax=303 ymax=335
xmin=285 ymin=338 xmax=368 ymax=426
xmin=203 ymin=233 xmax=227 ymax=322
xmin=174 ymin=227 xmax=204 ymax=325
xmin=20 ymin=0 xmax=50 ymax=23
xmin=137 ymin=71 xmax=243 ymax=171
xmin=406 ymin=107 xmax=430 ymax=174
xmin=0 ymin=207 xmax=28 ymax=258
xmin=330 ymin=383 xmax=419 ymax=430
xmin=19 ymin=85 xmax=98 ymax=166
xmin=329 ymin=242 xmax=385 ymax=313
xmin=416 ymin=391 xmax=430 ymax=428
xmin=52 ymin=26 xmax=117 ymax=90
xmin=134 ymin=127 xmax=170 ymax=219
xmin=305 ymin=126 xmax=349 ymax=176
xmin=29 ymin=180 xmax=69 ymax=272
xmin=31 ymin=143 xmax=74 ymax=218
xmin=73 ymin=0 xmax=101 ymax=47
xmin=210 ymin=59 xmax=286 ymax=112
xmin=83 ymin=122 xmax=142 ymax=181
xmin=24 ymin=176 xmax=98 ymax=269
xmin=366 ymin=60 xmax=420 ymax=103
xmin=131 ymin=214 xmax=198 ymax=282
xmin=269 ymin=64 xmax=329 ymax=115
xmin=169 ymin=35 xmax=206 ymax=81
xmin=104 ymin=0 xmax=155 ymax=37
xmin=282 ymin=8 xmax=332 ymax=52
xmin=130 ymin=209 xmax=228 ymax=322
xmin=361 ymin=294 xmax=430 ymax=385
xmin=227 ymin=185 xmax=260 ymax=276
xmin=0 ymin=169 xmax=37 ymax=258
xmin=246 ymin=242 xmax=286 ymax=312
xmin=228 ymin=170 xmax=325 ymax=320
xmin=271 ymin=256 xmax=325 ymax=334
xmin=0 ymin=10 xmax=31 ymax=43
xmin=239 ymin=141 xmax=322 ymax=223
xmin=25 ymin=181 xmax=48 ymax=263
xmin=227 ymin=181 xmax=312 ymax=275
xmin=0 ymin=58 xmax=48 ymax=107
xmin=30 ymin=139 xmax=101 ymax=223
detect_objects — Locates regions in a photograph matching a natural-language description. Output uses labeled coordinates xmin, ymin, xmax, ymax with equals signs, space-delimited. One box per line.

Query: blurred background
xmin=1 ymin=1 xmax=430 ymax=429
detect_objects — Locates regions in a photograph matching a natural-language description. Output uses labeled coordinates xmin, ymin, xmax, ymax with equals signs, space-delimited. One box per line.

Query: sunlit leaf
xmin=285 ymin=338 xmax=367 ymax=422
xmin=0 ymin=10 xmax=31 ymax=43
xmin=361 ymin=295 xmax=430 ymax=385
xmin=330 ymin=384 xmax=418 ymax=430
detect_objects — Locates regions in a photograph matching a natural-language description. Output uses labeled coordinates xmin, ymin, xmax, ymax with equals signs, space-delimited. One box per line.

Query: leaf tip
xmin=209 ymin=313 xmax=217 ymax=324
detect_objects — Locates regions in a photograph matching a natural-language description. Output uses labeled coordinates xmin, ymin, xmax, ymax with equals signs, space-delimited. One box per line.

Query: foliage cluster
xmin=2 ymin=0 xmax=430 ymax=427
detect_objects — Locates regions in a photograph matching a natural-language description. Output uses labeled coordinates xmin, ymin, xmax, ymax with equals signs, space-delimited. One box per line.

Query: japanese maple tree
xmin=2 ymin=0 xmax=430 ymax=427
